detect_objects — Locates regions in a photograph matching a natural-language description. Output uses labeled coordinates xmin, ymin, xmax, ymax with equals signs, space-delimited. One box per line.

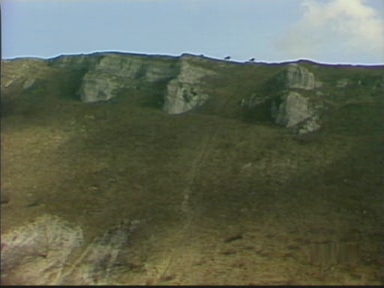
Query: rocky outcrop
xmin=240 ymin=64 xmax=323 ymax=134
xmin=5 ymin=53 xmax=380 ymax=135
xmin=78 ymin=54 xmax=178 ymax=103
xmin=77 ymin=53 xmax=214 ymax=113
xmin=78 ymin=72 xmax=123 ymax=102
xmin=92 ymin=54 xmax=177 ymax=82
xmin=240 ymin=92 xmax=268 ymax=109
xmin=280 ymin=64 xmax=316 ymax=90
xmin=163 ymin=60 xmax=214 ymax=114
xmin=336 ymin=78 xmax=350 ymax=88
xmin=48 ymin=54 xmax=98 ymax=70
xmin=298 ymin=116 xmax=321 ymax=134
xmin=1 ymin=214 xmax=84 ymax=285
xmin=163 ymin=80 xmax=209 ymax=114
xmin=271 ymin=91 xmax=321 ymax=134
xmin=272 ymin=92 xmax=310 ymax=127
xmin=76 ymin=55 xmax=323 ymax=131
xmin=22 ymin=78 xmax=36 ymax=90
xmin=76 ymin=53 xmax=215 ymax=113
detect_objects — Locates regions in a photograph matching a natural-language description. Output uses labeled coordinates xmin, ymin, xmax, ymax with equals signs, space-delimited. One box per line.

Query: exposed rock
xmin=61 ymin=219 xmax=142 ymax=285
xmin=5 ymin=53 xmax=381 ymax=135
xmin=1 ymin=214 xmax=83 ymax=285
xmin=298 ymin=116 xmax=321 ymax=134
xmin=78 ymin=72 xmax=122 ymax=102
xmin=315 ymin=80 xmax=323 ymax=89
xmin=93 ymin=54 xmax=177 ymax=82
xmin=2 ymin=79 xmax=15 ymax=88
xmin=163 ymin=60 xmax=214 ymax=114
xmin=272 ymin=91 xmax=310 ymax=127
xmin=48 ymin=54 xmax=98 ymax=70
xmin=78 ymin=54 xmax=178 ymax=103
xmin=1 ymin=215 xmax=143 ymax=285
xmin=77 ymin=53 xmax=213 ymax=107
xmin=163 ymin=80 xmax=209 ymax=114
xmin=22 ymin=78 xmax=36 ymax=90
xmin=281 ymin=64 xmax=315 ymax=90
xmin=337 ymin=78 xmax=350 ymax=88
xmin=271 ymin=91 xmax=320 ymax=133
xmin=240 ymin=92 xmax=268 ymax=109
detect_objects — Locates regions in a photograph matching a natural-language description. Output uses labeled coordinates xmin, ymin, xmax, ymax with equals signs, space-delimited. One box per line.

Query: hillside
xmin=1 ymin=52 xmax=383 ymax=285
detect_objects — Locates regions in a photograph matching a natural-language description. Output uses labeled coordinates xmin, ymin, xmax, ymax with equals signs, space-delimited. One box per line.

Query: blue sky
xmin=2 ymin=0 xmax=383 ymax=64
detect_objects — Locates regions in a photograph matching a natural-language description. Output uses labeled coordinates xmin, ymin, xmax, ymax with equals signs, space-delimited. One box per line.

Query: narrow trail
xmin=153 ymin=87 xmax=234 ymax=284
xmin=153 ymin=128 xmax=214 ymax=283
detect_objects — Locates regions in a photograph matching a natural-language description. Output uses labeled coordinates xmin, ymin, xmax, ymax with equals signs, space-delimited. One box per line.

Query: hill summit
xmin=2 ymin=52 xmax=383 ymax=135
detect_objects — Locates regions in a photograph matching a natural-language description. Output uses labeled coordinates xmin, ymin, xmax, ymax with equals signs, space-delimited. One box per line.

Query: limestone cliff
xmin=163 ymin=58 xmax=215 ymax=114
xmin=2 ymin=52 xmax=383 ymax=135
xmin=273 ymin=65 xmax=321 ymax=133
xmin=271 ymin=91 xmax=321 ymax=134
xmin=77 ymin=53 xmax=178 ymax=103
xmin=76 ymin=53 xmax=214 ymax=114
xmin=241 ymin=64 xmax=323 ymax=134
xmin=282 ymin=63 xmax=316 ymax=90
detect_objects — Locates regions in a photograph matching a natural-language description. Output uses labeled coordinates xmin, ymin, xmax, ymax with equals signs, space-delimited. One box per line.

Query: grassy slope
xmin=1 ymin=57 xmax=383 ymax=284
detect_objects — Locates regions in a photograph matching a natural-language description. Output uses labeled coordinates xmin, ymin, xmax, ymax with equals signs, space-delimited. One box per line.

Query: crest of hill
xmin=1 ymin=52 xmax=383 ymax=135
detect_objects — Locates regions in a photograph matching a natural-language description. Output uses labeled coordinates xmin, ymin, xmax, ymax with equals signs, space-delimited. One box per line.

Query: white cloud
xmin=275 ymin=0 xmax=384 ymax=62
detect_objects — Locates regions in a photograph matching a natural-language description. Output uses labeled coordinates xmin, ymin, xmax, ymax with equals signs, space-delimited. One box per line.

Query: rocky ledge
xmin=2 ymin=52 xmax=383 ymax=134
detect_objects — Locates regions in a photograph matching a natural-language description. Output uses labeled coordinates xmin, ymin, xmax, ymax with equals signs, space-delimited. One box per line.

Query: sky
xmin=1 ymin=0 xmax=383 ymax=64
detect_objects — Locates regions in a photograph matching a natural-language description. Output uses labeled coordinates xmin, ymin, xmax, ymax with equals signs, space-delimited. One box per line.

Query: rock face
xmin=75 ymin=52 xmax=215 ymax=113
xmin=48 ymin=54 xmax=98 ymax=70
xmin=71 ymin=55 xmax=323 ymax=127
xmin=271 ymin=91 xmax=321 ymax=134
xmin=92 ymin=54 xmax=177 ymax=82
xmin=77 ymin=53 xmax=214 ymax=112
xmin=298 ymin=116 xmax=321 ymax=135
xmin=4 ymin=52 xmax=381 ymax=135
xmin=78 ymin=54 xmax=178 ymax=103
xmin=78 ymin=72 xmax=122 ymax=102
xmin=242 ymin=64 xmax=322 ymax=134
xmin=271 ymin=64 xmax=323 ymax=134
xmin=163 ymin=80 xmax=209 ymax=114
xmin=1 ymin=215 xmax=84 ymax=285
xmin=272 ymin=92 xmax=311 ymax=127
xmin=281 ymin=64 xmax=315 ymax=90
xmin=163 ymin=59 xmax=214 ymax=114
xmin=1 ymin=214 xmax=142 ymax=285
